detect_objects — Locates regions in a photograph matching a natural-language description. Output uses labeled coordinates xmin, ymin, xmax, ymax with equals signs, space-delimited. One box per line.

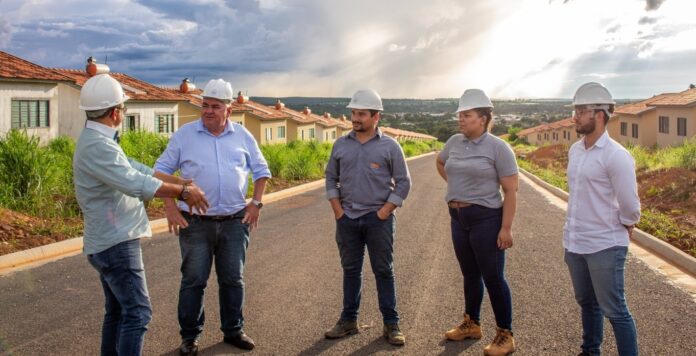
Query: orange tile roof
xmin=614 ymin=93 xmax=673 ymax=115
xmin=647 ymin=87 xmax=696 ymax=106
xmin=278 ymin=106 xmax=320 ymax=124
xmin=0 ymin=50 xmax=74 ymax=82
xmin=233 ymin=99 xmax=290 ymax=120
xmin=518 ymin=117 xmax=573 ymax=137
xmin=54 ymin=68 xmax=188 ymax=102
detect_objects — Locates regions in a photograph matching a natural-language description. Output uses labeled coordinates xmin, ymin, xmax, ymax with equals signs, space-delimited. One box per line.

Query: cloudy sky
xmin=1 ymin=0 xmax=695 ymax=99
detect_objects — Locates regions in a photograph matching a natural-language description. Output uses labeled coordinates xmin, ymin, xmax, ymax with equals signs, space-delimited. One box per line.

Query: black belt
xmin=181 ymin=210 xmax=245 ymax=221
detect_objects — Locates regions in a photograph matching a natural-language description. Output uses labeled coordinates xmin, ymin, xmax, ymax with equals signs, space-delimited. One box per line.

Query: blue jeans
xmin=335 ymin=211 xmax=399 ymax=324
xmin=87 ymin=238 xmax=152 ymax=356
xmin=565 ymin=246 xmax=638 ymax=356
xmin=449 ymin=205 xmax=512 ymax=330
xmin=178 ymin=211 xmax=249 ymax=341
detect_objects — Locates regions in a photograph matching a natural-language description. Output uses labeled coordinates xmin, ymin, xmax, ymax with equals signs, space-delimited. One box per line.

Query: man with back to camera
xmin=155 ymin=78 xmax=271 ymax=355
xmin=74 ymin=73 xmax=208 ymax=356
xmin=324 ymin=89 xmax=412 ymax=346
xmin=564 ymin=82 xmax=641 ymax=356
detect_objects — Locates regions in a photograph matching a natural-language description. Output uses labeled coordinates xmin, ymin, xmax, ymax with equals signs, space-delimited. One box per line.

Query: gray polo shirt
xmin=438 ymin=132 xmax=518 ymax=208
xmin=325 ymin=129 xmax=412 ymax=218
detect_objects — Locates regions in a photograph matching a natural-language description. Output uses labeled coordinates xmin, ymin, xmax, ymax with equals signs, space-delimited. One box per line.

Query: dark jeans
xmin=449 ymin=205 xmax=512 ymax=330
xmin=335 ymin=211 xmax=399 ymax=324
xmin=87 ymin=238 xmax=152 ymax=356
xmin=565 ymin=246 xmax=638 ymax=356
xmin=178 ymin=211 xmax=249 ymax=341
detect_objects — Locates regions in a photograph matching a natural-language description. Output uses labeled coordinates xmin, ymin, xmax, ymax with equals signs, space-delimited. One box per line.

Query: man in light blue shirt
xmin=74 ymin=74 xmax=208 ymax=356
xmin=155 ymin=79 xmax=270 ymax=354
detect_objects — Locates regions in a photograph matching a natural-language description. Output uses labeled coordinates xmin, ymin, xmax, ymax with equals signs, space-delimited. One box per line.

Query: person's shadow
xmin=297 ymin=334 xmax=354 ymax=355
xmin=161 ymin=342 xmax=251 ymax=355
xmin=437 ymin=338 xmax=479 ymax=355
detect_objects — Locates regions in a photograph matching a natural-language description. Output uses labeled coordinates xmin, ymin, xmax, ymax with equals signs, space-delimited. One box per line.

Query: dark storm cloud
xmin=645 ymin=0 xmax=666 ymax=11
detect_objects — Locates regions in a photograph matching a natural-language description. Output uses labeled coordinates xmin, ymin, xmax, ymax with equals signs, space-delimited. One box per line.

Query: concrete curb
xmin=520 ymin=168 xmax=696 ymax=277
xmin=0 ymin=151 xmax=436 ymax=274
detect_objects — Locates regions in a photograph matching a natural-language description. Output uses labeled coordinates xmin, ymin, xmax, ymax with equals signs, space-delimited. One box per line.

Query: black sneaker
xmin=224 ymin=331 xmax=255 ymax=350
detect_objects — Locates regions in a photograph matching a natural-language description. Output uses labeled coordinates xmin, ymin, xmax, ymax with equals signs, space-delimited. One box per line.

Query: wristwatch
xmin=179 ymin=184 xmax=191 ymax=201
xmin=251 ymin=199 xmax=263 ymax=209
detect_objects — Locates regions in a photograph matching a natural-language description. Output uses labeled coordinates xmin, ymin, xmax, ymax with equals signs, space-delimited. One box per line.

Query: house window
xmin=659 ymin=116 xmax=669 ymax=134
xmin=309 ymin=128 xmax=315 ymax=139
xmin=631 ymin=123 xmax=638 ymax=138
xmin=265 ymin=127 xmax=272 ymax=141
xmin=620 ymin=122 xmax=627 ymax=136
xmin=11 ymin=99 xmax=49 ymax=128
xmin=332 ymin=131 xmax=336 ymax=139
xmin=677 ymin=117 xmax=687 ymax=137
xmin=123 ymin=114 xmax=140 ymax=131
xmin=277 ymin=126 xmax=286 ymax=138
xmin=537 ymin=133 xmax=541 ymax=140
xmin=301 ymin=130 xmax=305 ymax=140
xmin=155 ymin=113 xmax=175 ymax=133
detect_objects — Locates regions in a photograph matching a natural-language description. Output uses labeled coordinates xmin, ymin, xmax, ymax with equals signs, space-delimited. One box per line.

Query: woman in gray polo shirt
xmin=435 ymin=89 xmax=519 ymax=356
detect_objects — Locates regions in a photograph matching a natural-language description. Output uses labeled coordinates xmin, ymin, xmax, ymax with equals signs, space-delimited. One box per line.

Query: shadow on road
xmin=437 ymin=338 xmax=479 ymax=355
xmin=346 ymin=336 xmax=403 ymax=355
xmin=298 ymin=337 xmax=346 ymax=355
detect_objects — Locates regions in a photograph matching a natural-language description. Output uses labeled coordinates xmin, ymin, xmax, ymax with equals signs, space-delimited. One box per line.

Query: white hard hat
xmin=79 ymin=74 xmax=129 ymax=111
xmin=456 ymin=89 xmax=493 ymax=113
xmin=570 ymin=82 xmax=615 ymax=106
xmin=202 ymin=79 xmax=234 ymax=102
xmin=347 ymin=89 xmax=383 ymax=111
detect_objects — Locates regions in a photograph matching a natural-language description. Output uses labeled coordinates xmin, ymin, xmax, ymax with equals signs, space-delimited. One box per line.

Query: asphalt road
xmin=1 ymin=154 xmax=695 ymax=355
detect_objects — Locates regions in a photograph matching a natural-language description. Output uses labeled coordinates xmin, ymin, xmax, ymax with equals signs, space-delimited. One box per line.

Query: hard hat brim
xmin=455 ymin=104 xmax=493 ymax=113
xmin=346 ymin=103 xmax=383 ymax=111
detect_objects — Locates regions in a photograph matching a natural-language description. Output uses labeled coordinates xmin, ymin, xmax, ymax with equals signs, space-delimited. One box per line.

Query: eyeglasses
xmin=117 ymin=105 xmax=128 ymax=114
xmin=573 ymin=108 xmax=593 ymax=117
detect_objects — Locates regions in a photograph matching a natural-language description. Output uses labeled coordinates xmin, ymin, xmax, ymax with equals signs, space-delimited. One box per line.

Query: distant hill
xmin=252 ymin=97 xmax=635 ymax=142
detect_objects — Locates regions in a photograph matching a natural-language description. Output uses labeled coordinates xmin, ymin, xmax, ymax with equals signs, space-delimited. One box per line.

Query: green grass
xmin=626 ymin=137 xmax=696 ymax=170
xmin=518 ymin=159 xmax=568 ymax=191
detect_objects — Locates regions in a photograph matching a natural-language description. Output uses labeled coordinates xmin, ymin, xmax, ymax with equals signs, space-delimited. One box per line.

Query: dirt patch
xmin=0 ymin=177 xmax=318 ymax=256
xmin=0 ymin=209 xmax=82 ymax=256
xmin=525 ymin=144 xmax=568 ymax=169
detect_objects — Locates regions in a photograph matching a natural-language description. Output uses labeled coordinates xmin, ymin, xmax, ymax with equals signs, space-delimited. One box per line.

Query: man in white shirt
xmin=564 ymin=82 xmax=641 ymax=356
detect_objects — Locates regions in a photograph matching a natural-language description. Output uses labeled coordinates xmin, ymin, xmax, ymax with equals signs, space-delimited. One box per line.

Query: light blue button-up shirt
xmin=155 ymin=119 xmax=271 ymax=215
xmin=73 ymin=121 xmax=163 ymax=255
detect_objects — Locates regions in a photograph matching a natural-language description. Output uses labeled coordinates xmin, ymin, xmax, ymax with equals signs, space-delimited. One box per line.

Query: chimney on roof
xmin=303 ymin=106 xmax=311 ymax=115
xmin=274 ymin=99 xmax=285 ymax=110
xmin=179 ymin=78 xmax=196 ymax=94
xmin=86 ymin=56 xmax=110 ymax=77
xmin=236 ymin=91 xmax=249 ymax=104
xmin=324 ymin=112 xmax=331 ymax=118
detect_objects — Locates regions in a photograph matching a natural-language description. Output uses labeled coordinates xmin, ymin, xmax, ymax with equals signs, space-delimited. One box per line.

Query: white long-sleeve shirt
xmin=563 ymin=131 xmax=641 ymax=254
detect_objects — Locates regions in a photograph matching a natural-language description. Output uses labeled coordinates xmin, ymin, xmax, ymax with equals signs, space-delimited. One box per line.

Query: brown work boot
xmin=444 ymin=314 xmax=482 ymax=341
xmin=483 ymin=327 xmax=515 ymax=355
xmin=383 ymin=323 xmax=405 ymax=346
xmin=324 ymin=319 xmax=359 ymax=339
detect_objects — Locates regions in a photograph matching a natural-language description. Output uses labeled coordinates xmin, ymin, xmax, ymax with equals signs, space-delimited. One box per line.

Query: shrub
xmin=120 ymin=130 xmax=169 ymax=168
xmin=0 ymin=130 xmax=59 ymax=215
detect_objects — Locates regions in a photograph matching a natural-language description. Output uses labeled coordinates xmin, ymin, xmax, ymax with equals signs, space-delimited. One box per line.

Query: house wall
xmin=654 ymin=106 xmax=696 ymax=147
xmin=260 ymin=120 xmax=287 ymax=145
xmin=125 ymin=101 xmax=179 ymax=136
xmin=178 ymin=102 xmax=200 ymax=127
xmin=0 ymin=81 xmax=60 ymax=142
xmin=56 ymin=82 xmax=84 ymax=139
xmin=610 ymin=111 xmax=658 ymax=147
